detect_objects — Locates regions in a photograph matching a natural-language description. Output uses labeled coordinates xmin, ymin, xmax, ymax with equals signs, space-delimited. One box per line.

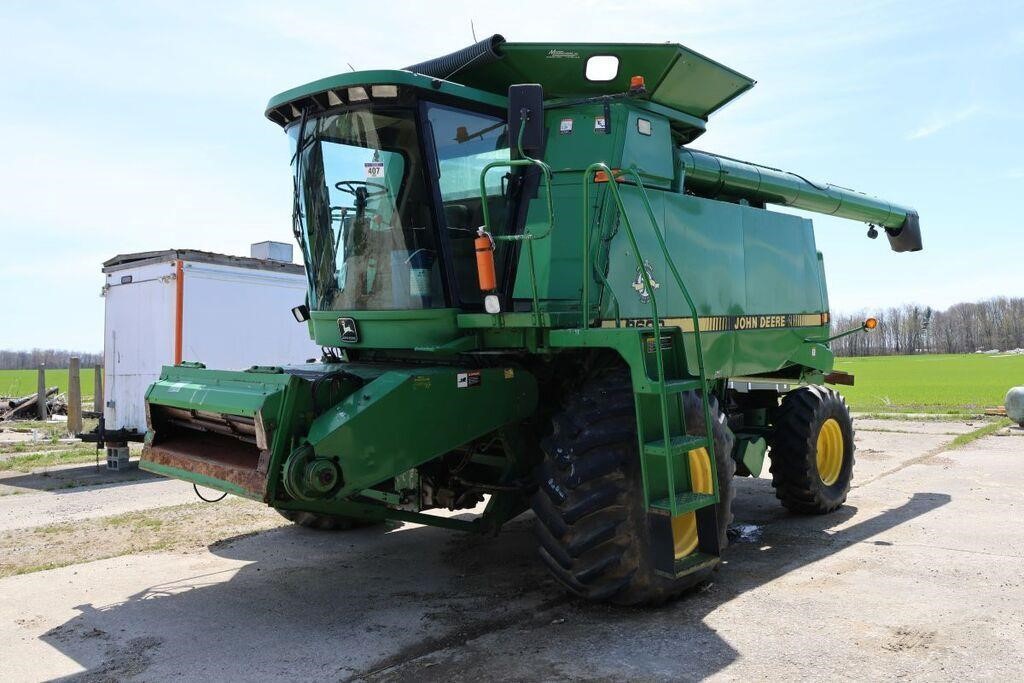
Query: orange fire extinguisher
xmin=475 ymin=229 xmax=496 ymax=292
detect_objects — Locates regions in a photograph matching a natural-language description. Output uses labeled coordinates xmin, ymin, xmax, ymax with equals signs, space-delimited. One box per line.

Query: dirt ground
xmin=0 ymin=417 xmax=1021 ymax=681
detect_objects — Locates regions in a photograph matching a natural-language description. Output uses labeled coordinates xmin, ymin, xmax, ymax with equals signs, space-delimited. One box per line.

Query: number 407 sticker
xmin=364 ymin=162 xmax=384 ymax=178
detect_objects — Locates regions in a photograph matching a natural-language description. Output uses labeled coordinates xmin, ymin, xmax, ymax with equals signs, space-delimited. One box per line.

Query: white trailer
xmin=101 ymin=248 xmax=318 ymax=438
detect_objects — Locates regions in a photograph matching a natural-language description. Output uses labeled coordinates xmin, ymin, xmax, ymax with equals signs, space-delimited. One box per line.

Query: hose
xmin=193 ymin=483 xmax=227 ymax=502
xmin=404 ymin=34 xmax=505 ymax=80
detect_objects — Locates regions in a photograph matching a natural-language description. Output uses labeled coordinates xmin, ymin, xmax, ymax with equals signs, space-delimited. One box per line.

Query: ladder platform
xmin=649 ymin=492 xmax=717 ymax=515
xmin=665 ymin=551 xmax=720 ymax=578
xmin=637 ymin=378 xmax=703 ymax=395
xmin=643 ymin=434 xmax=707 ymax=457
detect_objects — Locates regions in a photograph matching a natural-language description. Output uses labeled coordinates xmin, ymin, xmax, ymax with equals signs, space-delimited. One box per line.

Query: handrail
xmin=615 ymin=168 xmax=716 ymax=462
xmin=582 ymin=162 xmax=675 ymax=507
xmin=580 ymin=163 xmax=717 ymax=513
xmin=477 ymin=120 xmax=556 ymax=324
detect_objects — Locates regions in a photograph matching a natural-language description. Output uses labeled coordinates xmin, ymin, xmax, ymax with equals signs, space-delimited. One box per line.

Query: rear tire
xmin=276 ymin=509 xmax=381 ymax=531
xmin=768 ymin=385 xmax=855 ymax=514
xmin=531 ymin=370 xmax=735 ymax=606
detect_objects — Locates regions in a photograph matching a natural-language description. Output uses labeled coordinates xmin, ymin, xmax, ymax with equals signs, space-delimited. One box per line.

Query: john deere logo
xmin=338 ymin=317 xmax=359 ymax=343
xmin=632 ymin=261 xmax=660 ymax=304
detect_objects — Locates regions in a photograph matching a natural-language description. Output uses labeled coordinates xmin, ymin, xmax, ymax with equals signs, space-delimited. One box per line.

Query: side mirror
xmin=507 ymin=84 xmax=544 ymax=159
xmin=291 ymin=304 xmax=310 ymax=323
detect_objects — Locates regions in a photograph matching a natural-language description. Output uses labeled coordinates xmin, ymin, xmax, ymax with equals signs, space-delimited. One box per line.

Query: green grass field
xmin=1 ymin=353 xmax=1019 ymax=415
xmin=834 ymin=353 xmax=1023 ymax=414
xmin=0 ymin=369 xmax=97 ymax=400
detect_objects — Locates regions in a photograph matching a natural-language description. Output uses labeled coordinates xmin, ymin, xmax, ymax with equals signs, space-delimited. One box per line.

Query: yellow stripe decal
xmin=599 ymin=312 xmax=830 ymax=332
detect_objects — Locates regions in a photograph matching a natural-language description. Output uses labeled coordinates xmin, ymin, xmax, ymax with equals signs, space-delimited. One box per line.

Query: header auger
xmin=141 ymin=36 xmax=922 ymax=605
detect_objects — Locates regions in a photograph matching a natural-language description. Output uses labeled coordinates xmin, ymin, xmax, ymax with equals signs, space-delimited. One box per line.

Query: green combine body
xmin=142 ymin=36 xmax=922 ymax=604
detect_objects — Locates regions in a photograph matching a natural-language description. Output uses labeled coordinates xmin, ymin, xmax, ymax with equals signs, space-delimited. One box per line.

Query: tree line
xmin=2 ymin=296 xmax=1022 ymax=363
xmin=830 ymin=296 xmax=1024 ymax=356
xmin=0 ymin=349 xmax=104 ymax=370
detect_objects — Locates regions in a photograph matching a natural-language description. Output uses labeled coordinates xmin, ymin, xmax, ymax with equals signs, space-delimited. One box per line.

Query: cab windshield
xmin=292 ymin=108 xmax=441 ymax=310
xmin=291 ymin=102 xmax=511 ymax=311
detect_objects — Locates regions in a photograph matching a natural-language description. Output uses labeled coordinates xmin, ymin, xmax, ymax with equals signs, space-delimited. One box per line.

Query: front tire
xmin=768 ymin=385 xmax=855 ymax=514
xmin=531 ymin=370 xmax=735 ymax=606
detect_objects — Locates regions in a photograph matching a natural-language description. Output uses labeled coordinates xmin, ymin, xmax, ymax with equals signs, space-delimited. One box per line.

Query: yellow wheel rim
xmin=671 ymin=447 xmax=714 ymax=559
xmin=816 ymin=418 xmax=844 ymax=486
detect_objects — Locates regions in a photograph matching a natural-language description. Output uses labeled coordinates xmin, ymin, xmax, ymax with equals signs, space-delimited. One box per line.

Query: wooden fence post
xmin=94 ymin=365 xmax=104 ymax=415
xmin=37 ymin=364 xmax=47 ymax=420
xmin=68 ymin=357 xmax=82 ymax=435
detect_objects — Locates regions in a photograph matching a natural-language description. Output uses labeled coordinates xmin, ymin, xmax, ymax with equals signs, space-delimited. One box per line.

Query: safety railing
xmin=478 ymin=121 xmax=555 ymax=326
xmin=580 ymin=163 xmax=717 ymax=514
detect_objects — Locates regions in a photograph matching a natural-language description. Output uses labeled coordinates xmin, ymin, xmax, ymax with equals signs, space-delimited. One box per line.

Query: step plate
xmin=643 ymin=434 xmax=707 ymax=458
xmin=649 ymin=491 xmax=717 ymax=515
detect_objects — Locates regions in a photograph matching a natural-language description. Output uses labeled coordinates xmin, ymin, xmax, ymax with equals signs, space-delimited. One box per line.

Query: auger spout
xmin=679 ymin=148 xmax=922 ymax=252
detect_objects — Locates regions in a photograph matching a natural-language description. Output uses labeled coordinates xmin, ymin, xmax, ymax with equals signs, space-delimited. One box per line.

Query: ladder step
xmin=649 ymin=492 xmax=717 ymax=515
xmin=643 ymin=434 xmax=707 ymax=457
xmin=638 ymin=378 xmax=703 ymax=395
xmin=671 ymin=551 xmax=720 ymax=576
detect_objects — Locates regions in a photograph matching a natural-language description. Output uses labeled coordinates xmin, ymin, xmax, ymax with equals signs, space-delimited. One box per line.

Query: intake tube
xmin=679 ymin=148 xmax=922 ymax=252
xmin=404 ymin=34 xmax=506 ymax=80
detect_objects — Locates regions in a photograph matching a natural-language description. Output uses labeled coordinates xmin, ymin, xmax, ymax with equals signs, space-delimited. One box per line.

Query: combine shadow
xmin=0 ymin=463 xmax=157 ymax=494
xmin=38 ymin=482 xmax=950 ymax=681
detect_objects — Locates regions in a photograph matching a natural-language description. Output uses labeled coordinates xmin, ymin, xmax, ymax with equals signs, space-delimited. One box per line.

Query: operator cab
xmin=288 ymin=86 xmax=523 ymax=314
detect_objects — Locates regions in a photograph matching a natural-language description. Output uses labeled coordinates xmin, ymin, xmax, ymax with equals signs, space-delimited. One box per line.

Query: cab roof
xmin=266 ymin=41 xmax=755 ymax=130
xmin=445 ymin=42 xmax=755 ymax=119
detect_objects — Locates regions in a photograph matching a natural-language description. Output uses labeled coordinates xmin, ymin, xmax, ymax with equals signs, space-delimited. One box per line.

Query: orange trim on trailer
xmin=174 ymin=260 xmax=183 ymax=364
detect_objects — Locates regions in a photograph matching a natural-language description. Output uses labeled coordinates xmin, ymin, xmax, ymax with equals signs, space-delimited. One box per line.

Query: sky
xmin=0 ymin=0 xmax=1021 ymax=351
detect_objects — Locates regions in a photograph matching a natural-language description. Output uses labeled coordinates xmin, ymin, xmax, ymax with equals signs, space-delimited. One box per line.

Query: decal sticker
xmin=167 ymin=382 xmax=185 ymax=393
xmin=504 ymin=368 xmax=515 ymax=379
xmin=413 ymin=375 xmax=432 ymax=390
xmin=559 ymin=118 xmax=573 ymax=135
xmin=364 ymin=161 xmax=384 ymax=178
xmin=338 ymin=317 xmax=359 ymax=343
xmin=600 ymin=312 xmax=831 ymax=332
xmin=645 ymin=335 xmax=673 ymax=353
xmin=546 ymin=49 xmax=580 ymax=60
xmin=594 ymin=116 xmax=607 ymax=132
xmin=457 ymin=371 xmax=482 ymax=388
xmin=632 ymin=260 xmax=660 ymax=304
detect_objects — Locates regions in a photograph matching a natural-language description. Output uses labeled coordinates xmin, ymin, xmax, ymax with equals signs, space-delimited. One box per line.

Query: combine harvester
xmin=142 ymin=36 xmax=922 ymax=604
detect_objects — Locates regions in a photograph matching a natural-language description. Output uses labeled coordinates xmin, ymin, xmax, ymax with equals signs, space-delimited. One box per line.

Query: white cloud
xmin=907 ymin=105 xmax=982 ymax=140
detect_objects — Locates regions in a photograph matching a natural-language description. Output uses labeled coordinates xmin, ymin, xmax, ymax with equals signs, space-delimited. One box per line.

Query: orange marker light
xmin=593 ymin=169 xmax=624 ymax=183
xmin=864 ymin=317 xmax=878 ymax=330
xmin=475 ymin=231 xmax=497 ymax=292
xmin=629 ymin=75 xmax=646 ymax=93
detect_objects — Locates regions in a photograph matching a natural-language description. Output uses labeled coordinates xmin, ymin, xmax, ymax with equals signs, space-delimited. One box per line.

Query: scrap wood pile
xmin=0 ymin=388 xmax=67 ymax=420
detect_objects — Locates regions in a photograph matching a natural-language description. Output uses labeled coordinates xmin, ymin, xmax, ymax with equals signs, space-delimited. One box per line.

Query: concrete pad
xmin=0 ymin=424 xmax=1022 ymax=680
xmin=0 ymin=467 xmax=197 ymax=532
xmin=854 ymin=418 xmax=980 ymax=435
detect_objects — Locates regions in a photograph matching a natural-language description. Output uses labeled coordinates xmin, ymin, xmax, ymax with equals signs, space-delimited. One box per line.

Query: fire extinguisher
xmin=475 ymin=228 xmax=496 ymax=292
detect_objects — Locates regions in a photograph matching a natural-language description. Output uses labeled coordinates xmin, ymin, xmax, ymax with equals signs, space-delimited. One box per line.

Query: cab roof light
xmin=371 ymin=85 xmax=398 ymax=98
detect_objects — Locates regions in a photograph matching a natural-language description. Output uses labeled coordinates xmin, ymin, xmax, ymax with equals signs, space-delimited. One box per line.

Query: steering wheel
xmin=334 ymin=180 xmax=388 ymax=197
